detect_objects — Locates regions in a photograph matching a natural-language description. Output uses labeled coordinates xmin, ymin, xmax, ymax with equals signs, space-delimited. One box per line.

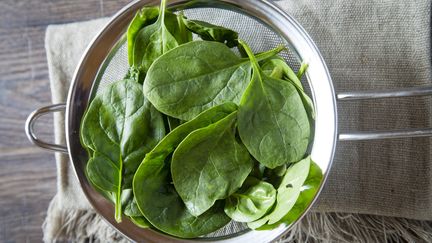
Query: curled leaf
xmin=225 ymin=178 xmax=276 ymax=222
xmin=247 ymin=156 xmax=311 ymax=229
xmin=182 ymin=17 xmax=239 ymax=47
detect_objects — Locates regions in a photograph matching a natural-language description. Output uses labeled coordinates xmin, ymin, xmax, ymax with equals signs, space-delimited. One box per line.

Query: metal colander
xmin=29 ymin=0 xmax=337 ymax=242
xmin=87 ymin=2 xmax=318 ymax=241
xmin=72 ymin=1 xmax=332 ymax=242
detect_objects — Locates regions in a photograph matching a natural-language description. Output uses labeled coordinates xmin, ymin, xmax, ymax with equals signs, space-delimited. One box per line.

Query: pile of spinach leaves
xmin=80 ymin=0 xmax=322 ymax=238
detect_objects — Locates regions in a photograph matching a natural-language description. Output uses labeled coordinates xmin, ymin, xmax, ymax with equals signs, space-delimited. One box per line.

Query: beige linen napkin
xmin=43 ymin=1 xmax=432 ymax=242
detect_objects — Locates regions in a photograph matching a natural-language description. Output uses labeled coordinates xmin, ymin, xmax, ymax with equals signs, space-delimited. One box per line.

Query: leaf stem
xmin=238 ymin=39 xmax=259 ymax=69
xmin=297 ymin=62 xmax=309 ymax=80
xmin=160 ymin=0 xmax=166 ymax=21
xmin=115 ymin=156 xmax=123 ymax=223
xmin=251 ymin=45 xmax=286 ymax=63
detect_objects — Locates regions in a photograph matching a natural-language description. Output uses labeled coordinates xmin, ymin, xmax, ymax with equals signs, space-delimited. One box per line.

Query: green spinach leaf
xmin=127 ymin=6 xmax=159 ymax=65
xmin=133 ymin=103 xmax=236 ymax=238
xmin=124 ymin=197 xmax=151 ymax=228
xmin=256 ymin=160 xmax=322 ymax=230
xmin=172 ymin=111 xmax=253 ymax=216
xmin=124 ymin=197 xmax=143 ymax=217
xmin=182 ymin=17 xmax=238 ymax=47
xmin=261 ymin=56 xmax=315 ymax=120
xmin=124 ymin=66 xmax=144 ymax=84
xmin=144 ymin=40 xmax=284 ymax=121
xmin=175 ymin=11 xmax=193 ymax=44
xmin=224 ymin=177 xmax=276 ymax=222
xmin=132 ymin=0 xmax=191 ymax=74
xmin=237 ymin=41 xmax=310 ymax=168
xmin=261 ymin=56 xmax=302 ymax=88
xmin=262 ymin=58 xmax=315 ymax=147
xmin=247 ymin=156 xmax=311 ymax=229
xmin=81 ymin=79 xmax=165 ymax=222
xmin=130 ymin=216 xmax=151 ymax=229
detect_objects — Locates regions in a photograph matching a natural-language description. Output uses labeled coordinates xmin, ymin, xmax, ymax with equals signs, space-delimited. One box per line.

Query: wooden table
xmin=0 ymin=1 xmax=129 ymax=241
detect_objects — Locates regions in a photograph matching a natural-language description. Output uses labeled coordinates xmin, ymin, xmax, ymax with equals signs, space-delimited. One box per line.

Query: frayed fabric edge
xmin=280 ymin=212 xmax=432 ymax=243
xmin=42 ymin=194 xmax=128 ymax=243
xmin=42 ymin=195 xmax=432 ymax=243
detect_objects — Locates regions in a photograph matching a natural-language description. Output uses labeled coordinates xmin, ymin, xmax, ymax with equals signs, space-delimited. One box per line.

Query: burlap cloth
xmin=43 ymin=0 xmax=432 ymax=242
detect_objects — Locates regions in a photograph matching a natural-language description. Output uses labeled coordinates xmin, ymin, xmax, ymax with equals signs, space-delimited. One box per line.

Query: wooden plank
xmin=0 ymin=0 xmax=131 ymax=241
xmin=0 ymin=152 xmax=56 ymax=242
xmin=0 ymin=25 xmax=54 ymax=149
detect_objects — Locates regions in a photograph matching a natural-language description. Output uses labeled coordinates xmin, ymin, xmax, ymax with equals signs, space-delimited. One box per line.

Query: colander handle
xmin=25 ymin=103 xmax=68 ymax=154
xmin=337 ymin=86 xmax=432 ymax=141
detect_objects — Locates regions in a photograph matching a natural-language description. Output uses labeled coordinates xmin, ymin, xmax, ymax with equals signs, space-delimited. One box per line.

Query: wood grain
xmin=0 ymin=0 xmax=130 ymax=242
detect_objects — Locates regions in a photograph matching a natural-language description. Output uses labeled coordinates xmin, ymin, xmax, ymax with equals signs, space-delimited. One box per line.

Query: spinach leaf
xmin=127 ymin=6 xmax=159 ymax=65
xmin=175 ymin=11 xmax=193 ymax=44
xmin=237 ymin=41 xmax=310 ymax=168
xmin=224 ymin=177 xmax=276 ymax=222
xmin=247 ymin=156 xmax=311 ymax=229
xmin=261 ymin=56 xmax=315 ymax=120
xmin=124 ymin=197 xmax=143 ymax=217
xmin=81 ymin=79 xmax=165 ymax=222
xmin=256 ymin=160 xmax=322 ymax=230
xmin=182 ymin=17 xmax=239 ymax=47
xmin=261 ymin=56 xmax=302 ymax=88
xmin=132 ymin=0 xmax=191 ymax=74
xmin=144 ymin=40 xmax=284 ymax=121
xmin=130 ymin=216 xmax=151 ymax=229
xmin=261 ymin=56 xmax=285 ymax=79
xmin=133 ymin=103 xmax=236 ymax=238
xmin=124 ymin=66 xmax=144 ymax=84
xmin=124 ymin=197 xmax=151 ymax=228
xmin=172 ymin=111 xmax=253 ymax=216
xmin=262 ymin=58 xmax=315 ymax=147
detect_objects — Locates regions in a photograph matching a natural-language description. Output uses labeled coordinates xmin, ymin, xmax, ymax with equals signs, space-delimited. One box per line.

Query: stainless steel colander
xmin=25 ymin=0 xmax=432 ymax=242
